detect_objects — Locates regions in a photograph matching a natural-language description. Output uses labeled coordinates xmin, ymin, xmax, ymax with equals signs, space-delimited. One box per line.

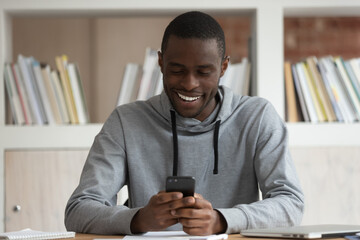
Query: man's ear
xmin=220 ymin=56 xmax=230 ymax=77
xmin=158 ymin=51 xmax=163 ymax=73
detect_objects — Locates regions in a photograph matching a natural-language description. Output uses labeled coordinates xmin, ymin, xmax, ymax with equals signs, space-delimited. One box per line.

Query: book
xmin=292 ymin=64 xmax=310 ymax=122
xmin=146 ymin=66 xmax=162 ymax=100
xmin=302 ymin=61 xmax=326 ymax=122
xmin=26 ymin=56 xmax=48 ymax=124
xmin=117 ymin=63 xmax=143 ymax=106
xmin=55 ymin=55 xmax=78 ymax=124
xmin=219 ymin=61 xmax=232 ymax=88
xmin=284 ymin=61 xmax=301 ymax=122
xmin=219 ymin=61 xmax=237 ymax=89
xmin=334 ymin=56 xmax=360 ymax=119
xmin=242 ymin=61 xmax=251 ymax=96
xmin=153 ymin=69 xmax=164 ymax=96
xmin=220 ymin=59 xmax=251 ymax=96
xmin=41 ymin=65 xmax=63 ymax=124
xmin=344 ymin=60 xmax=360 ymax=102
xmin=17 ymin=54 xmax=45 ymax=125
xmin=295 ymin=62 xmax=318 ymax=122
xmin=4 ymin=63 xmax=24 ymax=125
xmin=331 ymin=57 xmax=359 ymax=122
xmin=349 ymin=58 xmax=360 ymax=89
xmin=12 ymin=63 xmax=33 ymax=125
xmin=306 ymin=56 xmax=336 ymax=121
xmin=319 ymin=57 xmax=356 ymax=122
xmin=232 ymin=58 xmax=248 ymax=95
xmin=317 ymin=59 xmax=344 ymax=122
xmin=32 ymin=59 xmax=56 ymax=124
xmin=50 ymin=70 xmax=70 ymax=124
xmin=66 ymin=63 xmax=89 ymax=124
xmin=136 ymin=48 xmax=159 ymax=101
xmin=0 ymin=228 xmax=75 ymax=239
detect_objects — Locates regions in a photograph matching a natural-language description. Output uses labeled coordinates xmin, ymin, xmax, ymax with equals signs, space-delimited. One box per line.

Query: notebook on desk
xmin=240 ymin=224 xmax=360 ymax=239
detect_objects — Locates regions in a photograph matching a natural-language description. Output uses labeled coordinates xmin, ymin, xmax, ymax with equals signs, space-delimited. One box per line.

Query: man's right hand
xmin=130 ymin=191 xmax=195 ymax=233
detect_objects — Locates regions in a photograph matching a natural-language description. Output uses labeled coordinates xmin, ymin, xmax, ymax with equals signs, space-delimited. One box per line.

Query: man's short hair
xmin=161 ymin=11 xmax=226 ymax=58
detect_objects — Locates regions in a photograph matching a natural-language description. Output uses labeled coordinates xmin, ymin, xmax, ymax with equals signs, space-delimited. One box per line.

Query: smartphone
xmin=166 ymin=176 xmax=195 ymax=197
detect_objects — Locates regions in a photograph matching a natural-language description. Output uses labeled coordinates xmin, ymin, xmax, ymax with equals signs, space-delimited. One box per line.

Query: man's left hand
xmin=170 ymin=193 xmax=227 ymax=235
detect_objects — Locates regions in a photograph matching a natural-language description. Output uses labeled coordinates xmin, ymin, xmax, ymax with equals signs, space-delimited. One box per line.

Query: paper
xmin=0 ymin=228 xmax=75 ymax=239
xmin=118 ymin=231 xmax=228 ymax=240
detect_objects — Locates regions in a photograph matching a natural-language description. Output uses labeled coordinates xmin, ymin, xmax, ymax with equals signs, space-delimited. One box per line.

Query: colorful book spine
xmin=55 ymin=55 xmax=79 ymax=124
xmin=17 ymin=55 xmax=45 ymax=125
xmin=4 ymin=54 xmax=89 ymax=125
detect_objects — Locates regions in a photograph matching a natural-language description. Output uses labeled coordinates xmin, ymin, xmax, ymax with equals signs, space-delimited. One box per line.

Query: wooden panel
xmin=291 ymin=146 xmax=360 ymax=225
xmin=5 ymin=150 xmax=88 ymax=232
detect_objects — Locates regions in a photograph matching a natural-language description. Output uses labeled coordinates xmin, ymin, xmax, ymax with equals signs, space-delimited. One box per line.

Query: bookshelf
xmin=1 ymin=0 xmax=360 ymax=231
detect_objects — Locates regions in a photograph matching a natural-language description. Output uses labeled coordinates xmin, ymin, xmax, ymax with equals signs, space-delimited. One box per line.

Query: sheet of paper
xmin=118 ymin=231 xmax=228 ymax=240
xmin=0 ymin=228 xmax=75 ymax=239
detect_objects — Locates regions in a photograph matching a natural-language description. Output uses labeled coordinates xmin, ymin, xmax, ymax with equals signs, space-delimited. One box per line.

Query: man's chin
xmin=176 ymin=107 xmax=205 ymax=120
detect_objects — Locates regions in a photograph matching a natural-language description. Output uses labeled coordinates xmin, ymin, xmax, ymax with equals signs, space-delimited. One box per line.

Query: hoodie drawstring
xmin=170 ymin=110 xmax=179 ymax=176
xmin=170 ymin=110 xmax=221 ymax=176
xmin=213 ymin=120 xmax=221 ymax=174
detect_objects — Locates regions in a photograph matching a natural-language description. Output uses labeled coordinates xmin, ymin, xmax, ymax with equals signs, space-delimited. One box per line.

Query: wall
xmin=285 ymin=17 xmax=360 ymax=62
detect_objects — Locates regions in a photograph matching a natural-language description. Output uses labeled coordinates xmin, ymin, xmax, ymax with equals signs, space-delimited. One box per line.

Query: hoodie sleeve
xmin=64 ymin=109 xmax=140 ymax=234
xmin=218 ymin=102 xmax=304 ymax=233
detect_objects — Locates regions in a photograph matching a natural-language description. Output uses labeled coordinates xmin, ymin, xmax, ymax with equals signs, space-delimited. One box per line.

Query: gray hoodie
xmin=65 ymin=86 xmax=304 ymax=235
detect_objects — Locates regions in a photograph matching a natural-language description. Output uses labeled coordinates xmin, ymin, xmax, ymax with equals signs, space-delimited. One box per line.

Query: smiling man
xmin=159 ymin=35 xmax=225 ymax=121
xmin=65 ymin=11 xmax=304 ymax=236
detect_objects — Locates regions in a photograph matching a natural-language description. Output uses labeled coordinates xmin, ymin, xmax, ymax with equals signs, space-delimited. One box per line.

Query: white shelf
xmin=0 ymin=124 xmax=102 ymax=149
xmin=282 ymin=0 xmax=360 ymax=17
xmin=287 ymin=123 xmax=360 ymax=147
xmin=1 ymin=0 xmax=257 ymax=17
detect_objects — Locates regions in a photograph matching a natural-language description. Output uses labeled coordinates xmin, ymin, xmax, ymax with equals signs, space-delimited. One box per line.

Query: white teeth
xmin=177 ymin=93 xmax=201 ymax=102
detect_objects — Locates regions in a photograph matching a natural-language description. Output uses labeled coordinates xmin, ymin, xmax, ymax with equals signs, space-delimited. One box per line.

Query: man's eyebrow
xmin=169 ymin=62 xmax=214 ymax=69
xmin=197 ymin=64 xmax=215 ymax=69
xmin=169 ymin=62 xmax=185 ymax=67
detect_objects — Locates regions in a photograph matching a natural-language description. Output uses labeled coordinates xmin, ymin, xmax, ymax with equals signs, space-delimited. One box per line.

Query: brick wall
xmin=217 ymin=16 xmax=252 ymax=63
xmin=285 ymin=17 xmax=360 ymax=62
xmin=217 ymin=17 xmax=360 ymax=63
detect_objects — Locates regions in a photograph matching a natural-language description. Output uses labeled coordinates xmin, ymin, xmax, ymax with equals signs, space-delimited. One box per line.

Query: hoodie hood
xmin=153 ymin=85 xmax=238 ymax=132
xmin=149 ymin=85 xmax=241 ymax=176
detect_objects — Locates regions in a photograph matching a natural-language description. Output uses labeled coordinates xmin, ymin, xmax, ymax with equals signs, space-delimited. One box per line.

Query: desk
xmin=63 ymin=233 xmax=346 ymax=240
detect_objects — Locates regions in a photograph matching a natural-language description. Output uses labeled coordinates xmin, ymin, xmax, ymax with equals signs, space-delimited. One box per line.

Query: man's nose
xmin=180 ymin=73 xmax=199 ymax=91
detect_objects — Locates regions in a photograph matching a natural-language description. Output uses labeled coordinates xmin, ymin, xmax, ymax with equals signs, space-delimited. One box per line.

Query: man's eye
xmin=171 ymin=70 xmax=184 ymax=74
xmin=198 ymin=70 xmax=211 ymax=75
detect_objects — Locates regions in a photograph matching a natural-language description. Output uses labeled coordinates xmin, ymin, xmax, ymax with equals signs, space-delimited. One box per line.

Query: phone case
xmin=166 ymin=176 xmax=195 ymax=197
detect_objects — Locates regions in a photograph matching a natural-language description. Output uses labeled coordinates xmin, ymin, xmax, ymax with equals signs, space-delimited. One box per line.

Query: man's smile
xmin=177 ymin=92 xmax=201 ymax=102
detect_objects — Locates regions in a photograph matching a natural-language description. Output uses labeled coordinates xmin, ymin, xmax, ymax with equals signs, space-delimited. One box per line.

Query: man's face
xmin=159 ymin=35 xmax=228 ymax=121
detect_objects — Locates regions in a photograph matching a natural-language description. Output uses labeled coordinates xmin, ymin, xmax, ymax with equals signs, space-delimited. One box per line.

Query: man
xmin=65 ymin=11 xmax=304 ymax=236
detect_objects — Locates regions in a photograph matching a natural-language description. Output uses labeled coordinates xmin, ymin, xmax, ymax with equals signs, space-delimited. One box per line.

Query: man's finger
xmin=154 ymin=191 xmax=183 ymax=204
xmin=194 ymin=193 xmax=204 ymax=199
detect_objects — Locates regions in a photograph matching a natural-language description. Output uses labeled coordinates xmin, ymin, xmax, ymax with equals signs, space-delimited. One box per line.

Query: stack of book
xmin=116 ymin=47 xmax=162 ymax=106
xmin=219 ymin=57 xmax=251 ymax=96
xmin=116 ymin=48 xmax=251 ymax=107
xmin=284 ymin=56 xmax=360 ymax=123
xmin=4 ymin=54 xmax=89 ymax=125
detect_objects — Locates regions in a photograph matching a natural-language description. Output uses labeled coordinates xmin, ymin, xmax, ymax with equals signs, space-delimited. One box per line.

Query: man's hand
xmin=171 ymin=193 xmax=227 ymax=236
xmin=130 ymin=191 xmax=194 ymax=233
